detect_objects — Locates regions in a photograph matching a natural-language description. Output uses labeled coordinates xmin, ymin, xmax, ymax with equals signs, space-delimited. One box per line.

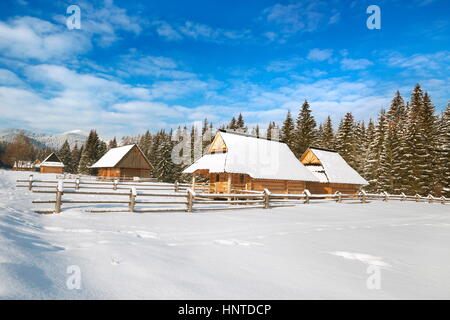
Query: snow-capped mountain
xmin=0 ymin=128 xmax=88 ymax=149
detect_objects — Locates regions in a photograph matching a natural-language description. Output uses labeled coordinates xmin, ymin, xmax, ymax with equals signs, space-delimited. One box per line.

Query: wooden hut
xmin=91 ymin=144 xmax=153 ymax=178
xmin=183 ymin=130 xmax=319 ymax=193
xmin=40 ymin=153 xmax=64 ymax=174
xmin=300 ymin=147 xmax=368 ymax=194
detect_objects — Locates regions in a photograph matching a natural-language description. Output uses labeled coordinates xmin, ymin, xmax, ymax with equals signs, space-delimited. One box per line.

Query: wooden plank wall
xmin=117 ymin=146 xmax=151 ymax=169
xmin=40 ymin=166 xmax=64 ymax=174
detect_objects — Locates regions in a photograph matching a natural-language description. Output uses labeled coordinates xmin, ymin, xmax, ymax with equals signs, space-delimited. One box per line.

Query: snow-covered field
xmin=1 ymin=170 xmax=449 ymax=299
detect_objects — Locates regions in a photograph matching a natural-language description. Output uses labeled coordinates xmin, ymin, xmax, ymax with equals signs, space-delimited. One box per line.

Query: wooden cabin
xmin=90 ymin=144 xmax=153 ymax=178
xmin=183 ymin=130 xmax=319 ymax=193
xmin=300 ymin=147 xmax=368 ymax=194
xmin=40 ymin=153 xmax=64 ymax=174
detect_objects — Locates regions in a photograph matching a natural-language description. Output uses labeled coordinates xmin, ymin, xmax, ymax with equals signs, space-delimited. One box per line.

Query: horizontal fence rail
xmin=16 ymin=175 xmax=450 ymax=214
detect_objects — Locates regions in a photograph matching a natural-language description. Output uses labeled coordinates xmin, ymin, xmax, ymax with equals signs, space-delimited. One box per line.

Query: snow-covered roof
xmin=91 ymin=144 xmax=136 ymax=168
xmin=183 ymin=131 xmax=319 ymax=182
xmin=304 ymin=147 xmax=368 ymax=185
xmin=40 ymin=153 xmax=64 ymax=167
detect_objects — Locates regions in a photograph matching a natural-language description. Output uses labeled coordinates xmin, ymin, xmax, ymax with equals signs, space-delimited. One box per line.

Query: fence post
xmin=129 ymin=187 xmax=137 ymax=212
xmin=175 ymin=181 xmax=179 ymax=192
xmin=360 ymin=190 xmax=367 ymax=203
xmin=263 ymin=188 xmax=271 ymax=209
xmin=187 ymin=188 xmax=195 ymax=212
xmin=28 ymin=174 xmax=34 ymax=191
xmin=441 ymin=196 xmax=446 ymax=205
xmin=400 ymin=192 xmax=406 ymax=201
xmin=55 ymin=180 xmax=63 ymax=214
xmin=383 ymin=191 xmax=389 ymax=201
xmin=335 ymin=191 xmax=342 ymax=203
xmin=75 ymin=177 xmax=80 ymax=190
xmin=415 ymin=194 xmax=420 ymax=202
xmin=304 ymin=189 xmax=311 ymax=204
xmin=427 ymin=194 xmax=433 ymax=204
xmin=113 ymin=179 xmax=118 ymax=191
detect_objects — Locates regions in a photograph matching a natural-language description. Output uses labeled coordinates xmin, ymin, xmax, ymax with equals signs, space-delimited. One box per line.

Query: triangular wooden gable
xmin=208 ymin=133 xmax=227 ymax=154
xmin=300 ymin=149 xmax=322 ymax=165
xmin=43 ymin=152 xmax=62 ymax=163
xmin=116 ymin=145 xmax=153 ymax=169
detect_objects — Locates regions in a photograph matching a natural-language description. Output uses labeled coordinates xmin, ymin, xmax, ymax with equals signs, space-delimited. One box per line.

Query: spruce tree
xmin=319 ymin=116 xmax=334 ymax=149
xmin=295 ymin=100 xmax=317 ymax=157
xmin=109 ymin=137 xmax=118 ymax=149
xmin=379 ymin=91 xmax=407 ymax=193
xmin=437 ymin=104 xmax=450 ymax=197
xmin=236 ymin=113 xmax=246 ymax=132
xmin=281 ymin=110 xmax=295 ymax=150
xmin=58 ymin=140 xmax=72 ymax=173
xmin=335 ymin=112 xmax=357 ymax=171
xmin=404 ymin=84 xmax=426 ymax=194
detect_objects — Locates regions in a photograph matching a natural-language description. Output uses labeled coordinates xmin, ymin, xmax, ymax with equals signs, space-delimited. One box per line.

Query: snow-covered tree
xmin=294 ymin=100 xmax=317 ymax=157
xmin=281 ymin=110 xmax=295 ymax=150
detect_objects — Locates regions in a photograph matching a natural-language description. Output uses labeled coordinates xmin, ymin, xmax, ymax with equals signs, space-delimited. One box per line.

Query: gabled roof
xmin=91 ymin=144 xmax=152 ymax=169
xmin=301 ymin=147 xmax=368 ymax=185
xmin=40 ymin=153 xmax=64 ymax=167
xmin=183 ymin=131 xmax=319 ymax=182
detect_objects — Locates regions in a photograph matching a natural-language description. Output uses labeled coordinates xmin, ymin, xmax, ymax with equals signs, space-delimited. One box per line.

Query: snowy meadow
xmin=1 ymin=170 xmax=449 ymax=299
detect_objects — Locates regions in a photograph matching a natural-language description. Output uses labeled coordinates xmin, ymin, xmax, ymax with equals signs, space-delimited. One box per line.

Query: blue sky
xmin=0 ymin=0 xmax=448 ymax=138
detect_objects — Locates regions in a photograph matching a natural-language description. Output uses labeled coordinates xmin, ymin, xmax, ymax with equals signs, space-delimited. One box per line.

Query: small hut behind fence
xmin=90 ymin=144 xmax=153 ymax=179
xmin=40 ymin=153 xmax=64 ymax=174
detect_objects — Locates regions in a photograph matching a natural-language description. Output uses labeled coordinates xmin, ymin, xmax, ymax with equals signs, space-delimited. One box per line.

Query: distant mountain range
xmin=0 ymin=128 xmax=88 ymax=150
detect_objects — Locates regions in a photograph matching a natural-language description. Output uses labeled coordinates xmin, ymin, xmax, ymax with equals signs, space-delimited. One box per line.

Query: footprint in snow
xmin=111 ymin=256 xmax=122 ymax=265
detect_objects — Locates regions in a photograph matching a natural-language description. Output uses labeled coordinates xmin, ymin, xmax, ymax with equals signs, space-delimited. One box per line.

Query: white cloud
xmin=307 ymin=48 xmax=333 ymax=62
xmin=262 ymin=0 xmax=337 ymax=37
xmin=341 ymin=58 xmax=373 ymax=70
xmin=153 ymin=20 xmax=251 ymax=43
xmin=384 ymin=51 xmax=450 ymax=74
xmin=118 ymin=52 xmax=196 ymax=79
xmin=0 ymin=16 xmax=91 ymax=61
xmin=53 ymin=0 xmax=142 ymax=46
xmin=0 ymin=69 xmax=25 ymax=86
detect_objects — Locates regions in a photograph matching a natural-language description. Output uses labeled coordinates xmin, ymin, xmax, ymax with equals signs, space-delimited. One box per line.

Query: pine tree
xmin=71 ymin=144 xmax=81 ymax=174
xmin=139 ymin=131 xmax=152 ymax=159
xmin=404 ymin=84 xmax=426 ymax=195
xmin=78 ymin=129 xmax=102 ymax=174
xmin=236 ymin=113 xmax=246 ymax=132
xmin=378 ymin=91 xmax=407 ymax=193
xmin=420 ymin=92 xmax=438 ymax=194
xmin=335 ymin=112 xmax=357 ymax=170
xmin=362 ymin=119 xmax=375 ymax=183
xmin=353 ymin=121 xmax=366 ymax=174
xmin=294 ymin=100 xmax=317 ymax=157
xmin=319 ymin=116 xmax=334 ymax=149
xmin=58 ymin=140 xmax=72 ymax=173
xmin=437 ymin=104 xmax=450 ymax=197
xmin=109 ymin=137 xmax=118 ymax=149
xmin=281 ymin=110 xmax=295 ymax=150
xmin=228 ymin=117 xmax=237 ymax=130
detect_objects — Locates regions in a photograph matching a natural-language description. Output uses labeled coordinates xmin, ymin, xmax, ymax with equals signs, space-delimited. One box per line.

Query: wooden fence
xmin=16 ymin=176 xmax=449 ymax=214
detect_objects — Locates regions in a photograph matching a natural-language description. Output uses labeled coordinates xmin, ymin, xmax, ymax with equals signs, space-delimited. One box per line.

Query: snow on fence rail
xmin=16 ymin=176 xmax=449 ymax=214
xmin=16 ymin=175 xmax=189 ymax=192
